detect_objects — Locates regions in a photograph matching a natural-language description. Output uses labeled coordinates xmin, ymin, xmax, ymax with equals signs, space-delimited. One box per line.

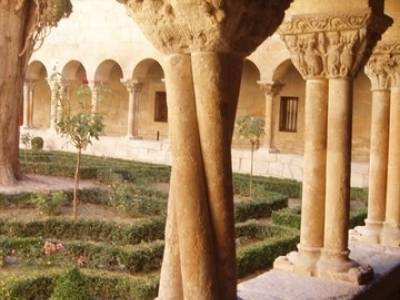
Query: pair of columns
xmin=274 ymin=10 xmax=391 ymax=284
xmin=352 ymin=43 xmax=400 ymax=247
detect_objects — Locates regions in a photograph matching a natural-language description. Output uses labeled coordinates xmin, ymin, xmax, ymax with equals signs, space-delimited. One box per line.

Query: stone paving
xmin=238 ymin=243 xmax=400 ymax=300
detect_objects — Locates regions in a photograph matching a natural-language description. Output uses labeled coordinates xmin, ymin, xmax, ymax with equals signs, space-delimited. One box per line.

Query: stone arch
xmin=95 ymin=59 xmax=124 ymax=83
xmin=234 ymin=59 xmax=264 ymax=146
xmin=26 ymin=61 xmax=51 ymax=129
xmin=94 ymin=60 xmax=128 ymax=136
xmin=61 ymin=60 xmax=89 ymax=116
xmin=131 ymin=59 xmax=167 ymax=140
xmin=271 ymin=59 xmax=305 ymax=154
xmin=352 ymin=71 xmax=372 ymax=160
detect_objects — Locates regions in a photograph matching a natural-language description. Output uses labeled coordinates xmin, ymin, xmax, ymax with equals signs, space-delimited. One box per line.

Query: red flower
xmin=81 ymin=78 xmax=89 ymax=85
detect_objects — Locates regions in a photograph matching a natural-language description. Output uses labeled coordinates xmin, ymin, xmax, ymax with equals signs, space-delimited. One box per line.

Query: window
xmin=279 ymin=96 xmax=298 ymax=132
xmin=154 ymin=91 xmax=168 ymax=123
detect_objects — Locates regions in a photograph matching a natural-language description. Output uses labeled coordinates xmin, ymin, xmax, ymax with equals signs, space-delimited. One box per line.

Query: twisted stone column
xmin=117 ymin=1 xmax=293 ymax=298
xmin=381 ymin=52 xmax=400 ymax=247
xmin=125 ymin=80 xmax=142 ymax=138
xmin=352 ymin=52 xmax=391 ymax=244
xmin=258 ymin=82 xmax=284 ymax=151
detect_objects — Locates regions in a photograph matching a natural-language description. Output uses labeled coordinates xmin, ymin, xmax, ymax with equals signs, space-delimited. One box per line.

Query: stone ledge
xmin=238 ymin=243 xmax=400 ymax=300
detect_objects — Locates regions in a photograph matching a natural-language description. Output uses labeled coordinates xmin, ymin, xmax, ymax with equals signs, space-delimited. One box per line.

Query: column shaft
xmin=264 ymin=92 xmax=274 ymax=149
xmin=191 ymin=52 xmax=243 ymax=300
xmin=127 ymin=90 xmax=135 ymax=137
xmin=366 ymin=89 xmax=390 ymax=233
xmin=22 ymin=82 xmax=30 ymax=128
xmin=49 ymin=85 xmax=58 ymax=130
xmin=297 ymin=78 xmax=328 ymax=265
xmin=161 ymin=54 xmax=219 ymax=300
xmin=323 ymin=78 xmax=352 ymax=258
xmin=382 ymin=87 xmax=400 ymax=246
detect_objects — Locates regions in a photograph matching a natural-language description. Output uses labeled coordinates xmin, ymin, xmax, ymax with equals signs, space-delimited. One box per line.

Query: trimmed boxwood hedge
xmin=0 ymin=236 xmax=164 ymax=273
xmin=272 ymin=207 xmax=368 ymax=230
xmin=0 ymin=217 xmax=165 ymax=246
xmin=0 ymin=268 xmax=159 ymax=300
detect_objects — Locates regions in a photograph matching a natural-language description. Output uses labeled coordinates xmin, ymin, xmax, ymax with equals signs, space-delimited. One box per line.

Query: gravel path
xmin=0 ymin=174 xmax=99 ymax=194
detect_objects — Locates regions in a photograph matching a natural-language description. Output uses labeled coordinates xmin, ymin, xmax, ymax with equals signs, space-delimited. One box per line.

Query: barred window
xmin=279 ymin=96 xmax=298 ymax=132
xmin=154 ymin=91 xmax=168 ymax=123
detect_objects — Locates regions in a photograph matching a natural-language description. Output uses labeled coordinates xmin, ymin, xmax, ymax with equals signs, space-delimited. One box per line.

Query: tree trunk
xmin=73 ymin=148 xmax=82 ymax=219
xmin=0 ymin=2 xmax=34 ymax=185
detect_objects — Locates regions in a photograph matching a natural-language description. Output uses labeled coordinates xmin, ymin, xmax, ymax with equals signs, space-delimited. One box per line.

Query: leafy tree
xmin=53 ymin=72 xmax=105 ymax=219
xmin=235 ymin=116 xmax=265 ymax=197
xmin=0 ymin=1 xmax=72 ymax=185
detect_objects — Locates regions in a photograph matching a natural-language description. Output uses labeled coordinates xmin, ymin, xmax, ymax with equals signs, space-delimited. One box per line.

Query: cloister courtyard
xmin=1 ymin=0 xmax=400 ymax=299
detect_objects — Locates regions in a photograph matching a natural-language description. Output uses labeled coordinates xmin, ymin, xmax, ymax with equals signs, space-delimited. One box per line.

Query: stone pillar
xmin=22 ymin=81 xmax=32 ymax=129
xmin=48 ymin=81 xmax=59 ymax=130
xmin=89 ymin=82 xmax=99 ymax=114
xmin=352 ymin=53 xmax=391 ymax=244
xmin=381 ymin=53 xmax=400 ymax=247
xmin=118 ymin=1 xmax=293 ymax=299
xmin=258 ymin=82 xmax=284 ymax=151
xmin=276 ymin=10 xmax=391 ymax=284
xmin=273 ymin=29 xmax=329 ymax=275
xmin=125 ymin=79 xmax=142 ymax=139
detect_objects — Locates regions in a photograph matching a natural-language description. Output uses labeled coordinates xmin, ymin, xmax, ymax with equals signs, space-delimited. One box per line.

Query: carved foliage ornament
xmin=278 ymin=10 xmax=392 ymax=79
xmin=116 ymin=0 xmax=293 ymax=56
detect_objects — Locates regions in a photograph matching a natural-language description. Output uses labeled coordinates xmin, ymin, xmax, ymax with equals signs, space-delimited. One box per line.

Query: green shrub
xmin=51 ymin=267 xmax=93 ymax=300
xmin=271 ymin=208 xmax=301 ymax=229
xmin=32 ymin=192 xmax=67 ymax=216
xmin=0 ymin=217 xmax=166 ymax=246
xmin=31 ymin=137 xmax=44 ymax=151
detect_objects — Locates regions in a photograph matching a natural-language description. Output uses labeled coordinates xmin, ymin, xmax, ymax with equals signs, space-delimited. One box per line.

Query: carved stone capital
xmin=258 ymin=81 xmax=285 ymax=97
xmin=278 ymin=10 xmax=392 ymax=79
xmin=117 ymin=0 xmax=292 ymax=56
xmin=365 ymin=53 xmax=391 ymax=90
xmin=124 ymin=79 xmax=143 ymax=94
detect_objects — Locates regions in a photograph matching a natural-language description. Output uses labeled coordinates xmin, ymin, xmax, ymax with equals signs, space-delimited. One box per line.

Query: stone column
xmin=352 ymin=53 xmax=391 ymax=244
xmin=276 ymin=10 xmax=391 ymax=284
xmin=273 ymin=29 xmax=329 ymax=275
xmin=258 ymin=82 xmax=284 ymax=151
xmin=381 ymin=52 xmax=400 ymax=247
xmin=22 ymin=81 xmax=32 ymax=129
xmin=48 ymin=81 xmax=59 ymax=130
xmin=89 ymin=82 xmax=99 ymax=114
xmin=118 ymin=1 xmax=293 ymax=299
xmin=124 ymin=79 xmax=142 ymax=139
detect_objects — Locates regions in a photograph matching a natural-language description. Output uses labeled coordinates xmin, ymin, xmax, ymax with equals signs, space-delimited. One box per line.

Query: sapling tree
xmin=235 ymin=116 xmax=265 ymax=197
xmin=0 ymin=0 xmax=72 ymax=185
xmin=54 ymin=73 xmax=105 ymax=219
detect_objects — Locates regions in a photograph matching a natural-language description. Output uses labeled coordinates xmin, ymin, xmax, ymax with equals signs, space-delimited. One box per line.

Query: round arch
xmin=26 ymin=61 xmax=48 ymax=81
xmin=62 ymin=60 xmax=87 ymax=81
xmin=272 ymin=59 xmax=294 ymax=83
xmin=95 ymin=59 xmax=124 ymax=83
xmin=132 ymin=58 xmax=164 ymax=81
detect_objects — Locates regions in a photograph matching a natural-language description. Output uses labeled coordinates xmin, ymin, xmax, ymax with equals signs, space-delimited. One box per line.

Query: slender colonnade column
xmin=381 ymin=61 xmax=400 ymax=247
xmin=22 ymin=81 xmax=31 ymax=129
xmin=125 ymin=79 xmax=142 ymax=139
xmin=259 ymin=82 xmax=284 ymax=151
xmin=89 ymin=82 xmax=99 ymax=114
xmin=352 ymin=53 xmax=391 ymax=244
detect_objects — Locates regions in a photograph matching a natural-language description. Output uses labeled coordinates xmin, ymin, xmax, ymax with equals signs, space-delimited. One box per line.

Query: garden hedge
xmin=0 ymin=217 xmax=165 ymax=246
xmin=0 ymin=268 xmax=159 ymax=300
xmin=272 ymin=207 xmax=368 ymax=230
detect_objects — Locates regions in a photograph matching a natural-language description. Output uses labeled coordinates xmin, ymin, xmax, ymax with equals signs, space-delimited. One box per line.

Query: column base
xmin=316 ymin=251 xmax=374 ymax=285
xmin=273 ymin=245 xmax=321 ymax=276
xmin=380 ymin=223 xmax=400 ymax=247
xmin=350 ymin=220 xmax=383 ymax=245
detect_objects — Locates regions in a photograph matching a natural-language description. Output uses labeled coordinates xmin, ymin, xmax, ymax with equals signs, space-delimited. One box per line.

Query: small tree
xmin=235 ymin=116 xmax=265 ymax=197
xmin=54 ymin=73 xmax=105 ymax=219
xmin=20 ymin=133 xmax=32 ymax=161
